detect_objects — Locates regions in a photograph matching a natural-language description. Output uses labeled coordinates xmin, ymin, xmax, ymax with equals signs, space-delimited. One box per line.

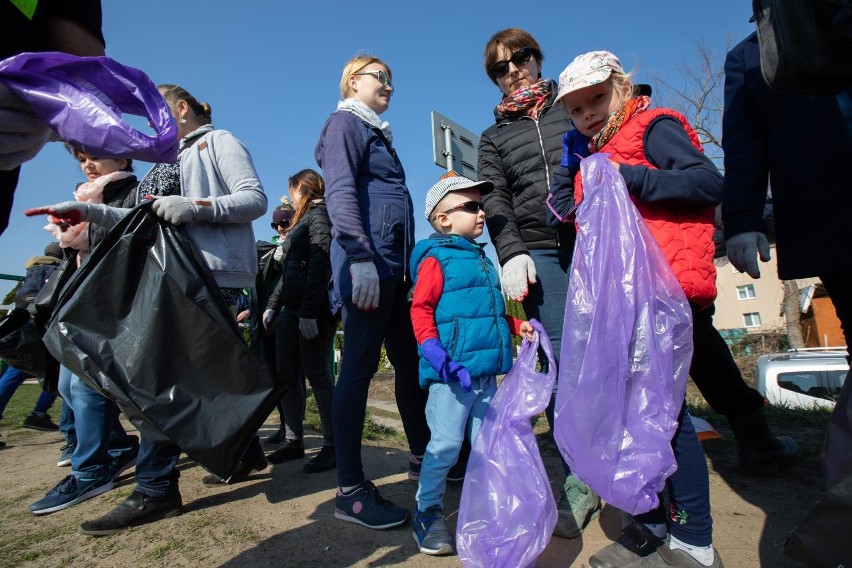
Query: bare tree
xmin=653 ymin=39 xmax=806 ymax=347
xmin=649 ymin=39 xmax=728 ymax=167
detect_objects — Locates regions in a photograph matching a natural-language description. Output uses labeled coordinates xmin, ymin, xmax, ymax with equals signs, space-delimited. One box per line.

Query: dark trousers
xmin=818 ymin=270 xmax=852 ymax=487
xmin=689 ymin=304 xmax=765 ymax=418
xmin=635 ymin=403 xmax=713 ymax=546
xmin=275 ymin=309 xmax=335 ymax=445
xmin=333 ymin=278 xmax=429 ymax=487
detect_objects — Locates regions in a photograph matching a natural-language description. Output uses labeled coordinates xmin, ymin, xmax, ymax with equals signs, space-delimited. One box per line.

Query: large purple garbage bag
xmin=554 ymin=154 xmax=693 ymax=516
xmin=0 ymin=52 xmax=178 ymax=163
xmin=456 ymin=319 xmax=557 ymax=568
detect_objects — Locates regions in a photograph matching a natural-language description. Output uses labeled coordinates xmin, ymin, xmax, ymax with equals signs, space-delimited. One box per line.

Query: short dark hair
xmin=66 ymin=144 xmax=133 ymax=172
xmin=484 ymin=28 xmax=543 ymax=84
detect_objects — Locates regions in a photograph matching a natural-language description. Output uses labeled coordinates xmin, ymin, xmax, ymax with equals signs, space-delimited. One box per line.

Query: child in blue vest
xmin=409 ymin=172 xmax=534 ymax=556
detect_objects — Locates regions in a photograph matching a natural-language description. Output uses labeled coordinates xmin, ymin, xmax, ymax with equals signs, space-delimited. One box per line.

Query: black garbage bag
xmin=43 ymin=201 xmax=283 ymax=479
xmin=0 ymin=308 xmax=50 ymax=377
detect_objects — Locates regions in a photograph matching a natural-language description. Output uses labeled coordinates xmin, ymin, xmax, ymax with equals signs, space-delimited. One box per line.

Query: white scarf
xmin=336 ymin=98 xmax=393 ymax=145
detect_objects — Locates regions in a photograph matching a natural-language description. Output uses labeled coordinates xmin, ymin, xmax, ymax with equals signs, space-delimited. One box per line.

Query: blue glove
xmin=561 ymin=129 xmax=590 ymax=169
xmin=420 ymin=338 xmax=472 ymax=393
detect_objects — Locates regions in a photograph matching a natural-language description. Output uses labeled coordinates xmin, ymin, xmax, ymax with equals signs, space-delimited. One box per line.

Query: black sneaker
xmin=303 ymin=445 xmax=336 ymax=473
xmin=23 ymin=413 xmax=59 ymax=431
xmin=202 ymin=453 xmax=269 ymax=486
xmin=589 ymin=520 xmax=664 ymax=568
xmin=267 ymin=439 xmax=304 ymax=464
xmin=334 ymin=481 xmax=409 ymax=529
xmin=264 ymin=428 xmax=287 ymax=445
xmin=412 ymin=505 xmax=454 ymax=555
xmin=78 ymin=491 xmax=183 ymax=536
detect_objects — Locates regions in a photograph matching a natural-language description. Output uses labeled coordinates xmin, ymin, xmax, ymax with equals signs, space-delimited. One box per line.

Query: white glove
xmin=0 ymin=83 xmax=53 ymax=171
xmin=262 ymin=309 xmax=276 ymax=331
xmin=501 ymin=254 xmax=537 ymax=301
xmin=726 ymin=232 xmax=771 ymax=279
xmin=299 ymin=318 xmax=318 ymax=340
xmin=151 ymin=195 xmax=214 ymax=225
xmin=273 ymin=245 xmax=284 ymax=262
xmin=350 ymin=260 xmax=380 ymax=310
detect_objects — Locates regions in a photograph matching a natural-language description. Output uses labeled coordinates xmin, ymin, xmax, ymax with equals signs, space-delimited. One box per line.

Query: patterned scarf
xmin=588 ymin=95 xmax=652 ymax=153
xmin=337 ymin=98 xmax=393 ymax=145
xmin=495 ymin=79 xmax=552 ymax=120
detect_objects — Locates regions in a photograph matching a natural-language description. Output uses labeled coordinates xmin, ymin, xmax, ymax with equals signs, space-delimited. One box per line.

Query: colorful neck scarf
xmin=496 ymin=79 xmax=552 ymax=120
xmin=588 ymin=95 xmax=652 ymax=153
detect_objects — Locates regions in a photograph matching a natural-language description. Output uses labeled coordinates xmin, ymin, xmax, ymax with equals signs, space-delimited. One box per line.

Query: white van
xmin=755 ymin=349 xmax=848 ymax=409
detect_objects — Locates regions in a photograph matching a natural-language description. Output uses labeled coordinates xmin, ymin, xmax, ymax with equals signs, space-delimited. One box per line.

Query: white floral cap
xmin=555 ymin=51 xmax=624 ymax=102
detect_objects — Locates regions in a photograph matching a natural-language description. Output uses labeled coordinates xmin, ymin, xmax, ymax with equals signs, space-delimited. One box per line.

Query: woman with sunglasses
xmin=478 ymin=28 xmax=600 ymax=539
xmin=315 ymin=54 xmax=429 ymax=530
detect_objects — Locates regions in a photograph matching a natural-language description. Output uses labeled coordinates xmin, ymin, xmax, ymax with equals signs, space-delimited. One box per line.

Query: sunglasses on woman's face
xmin=354 ymin=70 xmax=393 ymax=89
xmin=443 ymin=200 xmax=483 ymax=215
xmin=489 ymin=47 xmax=534 ymax=80
xmin=271 ymin=222 xmax=287 ymax=230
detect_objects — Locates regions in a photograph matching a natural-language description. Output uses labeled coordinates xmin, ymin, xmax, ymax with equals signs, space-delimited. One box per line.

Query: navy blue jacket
xmin=722 ymin=33 xmax=852 ymax=279
xmin=315 ymin=111 xmax=415 ymax=312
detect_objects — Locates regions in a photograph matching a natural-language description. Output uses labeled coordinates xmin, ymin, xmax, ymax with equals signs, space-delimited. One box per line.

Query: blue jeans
xmin=525 ymin=248 xmax=571 ymax=474
xmin=58 ymin=367 xmax=137 ymax=481
xmin=635 ymin=402 xmax=713 ymax=546
xmin=0 ymin=364 xmax=57 ymax=418
xmin=276 ymin=309 xmax=335 ymax=446
xmin=333 ymin=278 xmax=430 ymax=487
xmin=416 ymin=376 xmax=496 ymax=511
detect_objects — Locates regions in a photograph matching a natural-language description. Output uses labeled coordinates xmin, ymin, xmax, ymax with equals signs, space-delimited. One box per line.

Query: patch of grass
xmin=364 ymin=410 xmax=405 ymax=444
xmin=147 ymin=537 xmax=183 ymax=560
xmin=222 ymin=526 xmax=262 ymax=544
xmin=0 ymin=525 xmax=57 ymax=567
xmin=0 ymin=382 xmax=61 ymax=426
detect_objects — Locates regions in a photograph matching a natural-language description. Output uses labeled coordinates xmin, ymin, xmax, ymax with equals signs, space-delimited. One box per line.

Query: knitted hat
xmin=272 ymin=208 xmax=293 ymax=224
xmin=424 ymin=172 xmax=493 ymax=220
xmin=555 ymin=51 xmax=624 ymax=103
xmin=44 ymin=242 xmax=63 ymax=259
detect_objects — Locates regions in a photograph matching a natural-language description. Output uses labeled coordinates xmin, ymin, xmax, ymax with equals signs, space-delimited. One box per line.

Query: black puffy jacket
xmin=266 ymin=203 xmax=332 ymax=319
xmin=478 ymin=80 xmax=575 ymax=265
xmin=87 ymin=175 xmax=138 ymax=248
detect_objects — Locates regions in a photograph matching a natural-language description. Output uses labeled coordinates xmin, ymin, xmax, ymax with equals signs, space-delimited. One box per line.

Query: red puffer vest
xmin=574 ymin=108 xmax=717 ymax=308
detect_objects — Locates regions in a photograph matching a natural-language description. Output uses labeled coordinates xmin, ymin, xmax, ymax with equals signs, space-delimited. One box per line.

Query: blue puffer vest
xmin=410 ymin=234 xmax=513 ymax=388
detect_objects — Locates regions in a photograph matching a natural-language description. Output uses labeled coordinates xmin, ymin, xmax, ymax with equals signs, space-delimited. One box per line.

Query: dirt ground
xmin=0 ymin=376 xmax=826 ymax=568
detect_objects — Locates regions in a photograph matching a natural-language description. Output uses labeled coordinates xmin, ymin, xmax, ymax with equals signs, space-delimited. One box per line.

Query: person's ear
xmin=348 ymin=73 xmax=360 ymax=95
xmin=436 ymin=212 xmax=453 ymax=232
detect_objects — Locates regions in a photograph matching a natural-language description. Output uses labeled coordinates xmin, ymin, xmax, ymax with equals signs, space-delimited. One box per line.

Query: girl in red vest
xmin=547 ymin=51 xmax=725 ymax=568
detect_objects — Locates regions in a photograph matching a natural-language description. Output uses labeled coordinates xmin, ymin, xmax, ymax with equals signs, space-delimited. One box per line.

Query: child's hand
xmin=609 ymin=159 xmax=621 ymax=171
xmin=519 ymin=321 xmax=535 ymax=341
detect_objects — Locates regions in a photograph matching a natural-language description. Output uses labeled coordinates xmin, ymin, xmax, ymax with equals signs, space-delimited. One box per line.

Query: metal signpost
xmin=431 ymin=111 xmax=480 ymax=180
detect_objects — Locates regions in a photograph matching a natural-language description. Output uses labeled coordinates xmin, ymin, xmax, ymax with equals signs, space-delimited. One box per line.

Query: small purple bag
xmin=456 ymin=319 xmax=557 ymax=568
xmin=0 ymin=52 xmax=178 ymax=163
xmin=554 ymin=154 xmax=693 ymax=516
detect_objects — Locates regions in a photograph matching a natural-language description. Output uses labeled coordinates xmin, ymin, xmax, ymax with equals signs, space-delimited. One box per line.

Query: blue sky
xmin=0 ymin=1 xmax=754 ymax=297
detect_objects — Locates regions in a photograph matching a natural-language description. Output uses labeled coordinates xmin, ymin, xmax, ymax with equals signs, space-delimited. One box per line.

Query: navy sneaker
xmin=110 ymin=445 xmax=139 ymax=481
xmin=412 ymin=505 xmax=454 ymax=555
xmin=57 ymin=441 xmax=76 ymax=467
xmin=334 ymin=480 xmax=409 ymax=529
xmin=23 ymin=413 xmax=59 ymax=431
xmin=408 ymin=454 xmax=422 ymax=481
xmin=28 ymin=475 xmax=114 ymax=515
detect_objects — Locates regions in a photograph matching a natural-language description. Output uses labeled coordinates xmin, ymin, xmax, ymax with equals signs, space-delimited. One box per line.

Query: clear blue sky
xmin=0 ymin=1 xmax=754 ymax=298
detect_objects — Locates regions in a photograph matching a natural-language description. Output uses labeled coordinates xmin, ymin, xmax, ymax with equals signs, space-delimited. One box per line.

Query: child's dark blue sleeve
xmin=546 ymin=165 xmax=578 ymax=228
xmin=618 ymin=116 xmax=722 ymax=206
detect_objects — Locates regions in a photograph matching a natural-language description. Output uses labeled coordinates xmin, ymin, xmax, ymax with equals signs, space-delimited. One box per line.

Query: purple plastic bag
xmin=554 ymin=154 xmax=693 ymax=516
xmin=456 ymin=319 xmax=557 ymax=568
xmin=0 ymin=52 xmax=178 ymax=163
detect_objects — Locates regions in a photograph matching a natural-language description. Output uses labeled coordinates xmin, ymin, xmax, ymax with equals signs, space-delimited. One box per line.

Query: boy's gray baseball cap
xmin=424 ymin=172 xmax=493 ymax=220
